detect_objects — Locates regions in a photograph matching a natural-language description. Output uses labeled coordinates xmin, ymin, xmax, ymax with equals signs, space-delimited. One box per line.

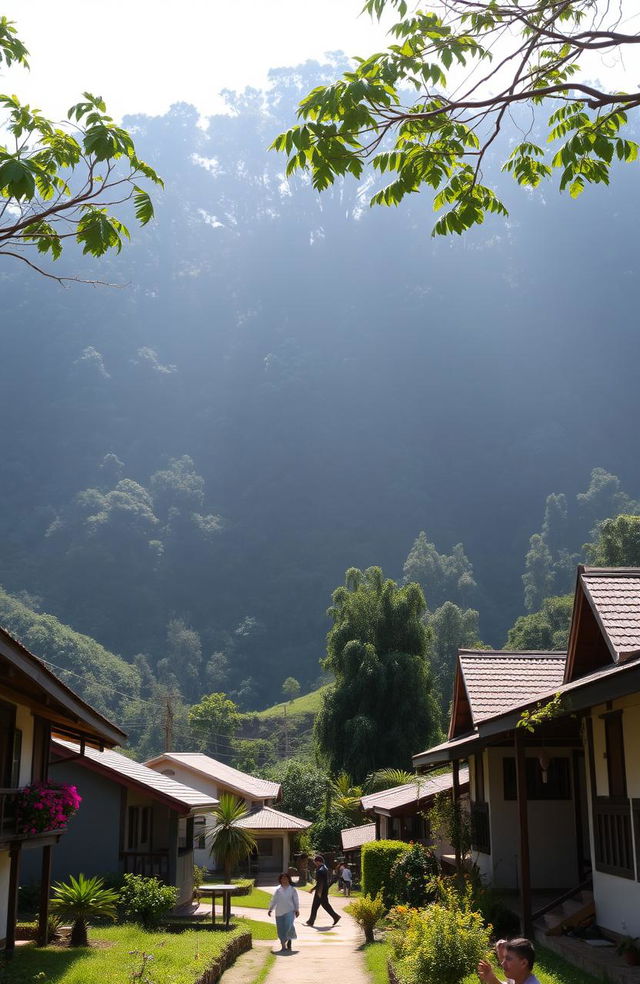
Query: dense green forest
xmin=2 ymin=59 xmax=640 ymax=754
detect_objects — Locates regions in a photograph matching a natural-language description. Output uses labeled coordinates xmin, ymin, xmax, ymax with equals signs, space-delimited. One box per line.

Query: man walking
xmin=304 ymin=854 xmax=341 ymax=927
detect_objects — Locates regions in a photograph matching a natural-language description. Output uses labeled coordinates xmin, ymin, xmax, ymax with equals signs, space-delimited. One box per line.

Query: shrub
xmin=390 ymin=842 xmax=440 ymax=908
xmin=361 ymin=840 xmax=409 ymax=906
xmin=390 ymin=883 xmax=491 ymax=984
xmin=345 ymin=892 xmax=386 ymax=943
xmin=118 ymin=873 xmax=177 ymax=928
xmin=50 ymin=874 xmax=118 ymax=947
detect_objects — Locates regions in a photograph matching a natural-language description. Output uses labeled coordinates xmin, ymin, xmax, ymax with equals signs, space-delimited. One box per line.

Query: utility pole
xmin=163 ymin=693 xmax=174 ymax=752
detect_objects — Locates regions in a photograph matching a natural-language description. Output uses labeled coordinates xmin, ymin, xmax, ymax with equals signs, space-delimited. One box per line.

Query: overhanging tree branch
xmin=273 ymin=0 xmax=640 ymax=235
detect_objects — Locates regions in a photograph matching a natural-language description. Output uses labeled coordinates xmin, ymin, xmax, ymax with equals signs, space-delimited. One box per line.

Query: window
xmin=194 ymin=815 xmax=206 ymax=850
xmin=475 ymin=752 xmax=485 ymax=803
xmin=127 ymin=806 xmax=151 ymax=849
xmin=0 ymin=700 xmax=16 ymax=786
xmin=503 ymin=756 xmax=571 ymax=800
xmin=604 ymin=712 xmax=627 ymax=799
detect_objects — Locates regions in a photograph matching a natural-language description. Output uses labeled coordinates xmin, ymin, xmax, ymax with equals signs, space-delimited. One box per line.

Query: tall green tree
xmin=188 ymin=692 xmax=240 ymax=757
xmin=522 ymin=533 xmax=555 ymax=613
xmin=428 ymin=602 xmax=483 ymax=709
xmin=0 ymin=17 xmax=161 ymax=282
xmin=403 ymin=532 xmax=476 ymax=609
xmin=315 ymin=566 xmax=439 ymax=783
xmin=587 ymin=514 xmax=640 ymax=567
xmin=273 ymin=1 xmax=640 ymax=235
xmin=506 ymin=594 xmax=573 ymax=651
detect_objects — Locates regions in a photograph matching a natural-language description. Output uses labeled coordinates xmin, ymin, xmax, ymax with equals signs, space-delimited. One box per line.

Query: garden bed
xmin=0 ymin=924 xmax=251 ymax=984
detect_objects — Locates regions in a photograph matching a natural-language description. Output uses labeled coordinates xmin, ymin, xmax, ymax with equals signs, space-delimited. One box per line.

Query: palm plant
xmin=208 ymin=793 xmax=257 ymax=881
xmin=366 ymin=768 xmax=420 ymax=793
xmin=330 ymin=773 xmax=364 ymax=821
xmin=49 ymin=873 xmax=118 ymax=946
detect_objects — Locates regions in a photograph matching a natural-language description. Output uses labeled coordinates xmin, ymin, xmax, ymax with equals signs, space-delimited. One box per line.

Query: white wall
xmin=587 ymin=697 xmax=640 ymax=937
xmin=485 ymin=746 xmax=579 ymax=891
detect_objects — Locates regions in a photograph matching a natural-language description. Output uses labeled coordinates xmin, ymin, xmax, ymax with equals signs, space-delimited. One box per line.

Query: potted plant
xmin=616 ymin=936 xmax=640 ymax=966
xmin=15 ymin=781 xmax=81 ymax=835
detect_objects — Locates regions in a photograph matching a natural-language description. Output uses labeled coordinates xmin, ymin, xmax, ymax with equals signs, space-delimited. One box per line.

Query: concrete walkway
xmin=219 ymin=884 xmax=371 ymax=984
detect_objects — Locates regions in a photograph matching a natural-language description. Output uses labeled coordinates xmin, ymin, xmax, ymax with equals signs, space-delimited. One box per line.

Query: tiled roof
xmin=459 ymin=650 xmax=566 ymax=724
xmin=0 ymin=625 xmax=126 ymax=747
xmin=341 ymin=823 xmax=376 ymax=851
xmin=361 ymin=767 xmax=469 ymax=812
xmin=53 ymin=740 xmax=218 ymax=812
xmin=582 ymin=568 xmax=640 ymax=659
xmin=235 ymin=806 xmax=311 ymax=831
xmin=144 ymin=753 xmax=281 ymax=801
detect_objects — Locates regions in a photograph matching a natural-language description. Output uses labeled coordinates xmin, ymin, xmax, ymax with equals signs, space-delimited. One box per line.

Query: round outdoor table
xmin=199 ymin=884 xmax=237 ymax=928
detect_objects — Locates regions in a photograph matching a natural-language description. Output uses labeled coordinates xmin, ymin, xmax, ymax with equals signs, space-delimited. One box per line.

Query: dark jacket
xmin=314 ymin=863 xmax=330 ymax=896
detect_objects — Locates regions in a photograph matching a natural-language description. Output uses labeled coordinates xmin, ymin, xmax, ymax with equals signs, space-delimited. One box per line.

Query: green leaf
xmin=133 ymin=187 xmax=154 ymax=225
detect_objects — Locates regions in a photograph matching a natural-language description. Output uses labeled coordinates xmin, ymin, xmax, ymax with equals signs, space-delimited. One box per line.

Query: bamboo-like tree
xmin=208 ymin=794 xmax=257 ymax=881
xmin=49 ymin=873 xmax=118 ymax=947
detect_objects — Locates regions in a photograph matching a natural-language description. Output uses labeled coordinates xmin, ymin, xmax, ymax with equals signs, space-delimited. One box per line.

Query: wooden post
xmin=515 ymin=730 xmax=532 ymax=937
xmin=5 ymin=842 xmax=22 ymax=953
xmin=38 ymin=845 xmax=53 ymax=946
xmin=452 ymin=759 xmax=461 ymax=871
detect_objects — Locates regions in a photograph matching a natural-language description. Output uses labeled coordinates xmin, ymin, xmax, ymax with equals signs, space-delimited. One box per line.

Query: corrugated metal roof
xmin=582 ymin=569 xmax=640 ymax=658
xmin=361 ymin=766 xmax=469 ymax=812
xmin=341 ymin=823 xmax=376 ymax=851
xmin=459 ymin=650 xmax=566 ymax=723
xmin=53 ymin=740 xmax=218 ymax=811
xmin=235 ymin=806 xmax=311 ymax=831
xmin=144 ymin=753 xmax=281 ymax=800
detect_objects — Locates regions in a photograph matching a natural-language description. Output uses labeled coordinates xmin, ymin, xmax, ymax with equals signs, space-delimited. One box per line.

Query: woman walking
xmin=268 ymin=872 xmax=300 ymax=953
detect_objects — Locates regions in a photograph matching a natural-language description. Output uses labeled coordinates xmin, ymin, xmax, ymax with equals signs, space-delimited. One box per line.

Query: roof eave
xmin=0 ymin=633 xmax=126 ymax=747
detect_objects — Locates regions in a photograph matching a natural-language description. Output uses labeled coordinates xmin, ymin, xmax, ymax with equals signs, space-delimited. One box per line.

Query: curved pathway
xmin=223 ymin=885 xmax=371 ymax=984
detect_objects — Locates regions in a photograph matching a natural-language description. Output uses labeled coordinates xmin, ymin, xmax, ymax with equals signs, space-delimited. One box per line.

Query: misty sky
xmin=3 ymin=0 xmax=639 ymax=122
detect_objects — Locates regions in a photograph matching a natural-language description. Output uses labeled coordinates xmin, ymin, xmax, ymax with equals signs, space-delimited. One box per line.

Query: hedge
xmin=361 ymin=840 xmax=410 ymax=905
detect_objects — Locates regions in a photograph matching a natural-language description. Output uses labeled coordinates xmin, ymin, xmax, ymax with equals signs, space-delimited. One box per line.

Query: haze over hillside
xmin=1 ymin=59 xmax=639 ymax=715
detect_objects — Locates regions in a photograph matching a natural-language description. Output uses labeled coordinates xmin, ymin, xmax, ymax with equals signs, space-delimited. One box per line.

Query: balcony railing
xmin=121 ymin=850 xmax=169 ymax=880
xmin=471 ymin=801 xmax=491 ymax=855
xmin=0 ymin=787 xmax=18 ymax=839
xmin=593 ymin=798 xmax=634 ymax=879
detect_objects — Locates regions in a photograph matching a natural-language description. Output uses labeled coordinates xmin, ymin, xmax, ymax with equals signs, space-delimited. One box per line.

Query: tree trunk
xmin=70 ymin=918 xmax=88 ymax=947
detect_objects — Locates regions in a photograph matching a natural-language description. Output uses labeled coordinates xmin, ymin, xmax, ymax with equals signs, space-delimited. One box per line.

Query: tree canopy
xmin=273 ymin=0 xmax=640 ymax=235
xmin=0 ymin=16 xmax=161 ymax=282
xmin=315 ymin=566 xmax=439 ymax=782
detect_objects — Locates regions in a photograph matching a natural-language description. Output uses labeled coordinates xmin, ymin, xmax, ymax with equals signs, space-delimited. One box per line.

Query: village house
xmin=413 ymin=566 xmax=640 ymax=953
xmin=21 ymin=740 xmax=219 ymax=906
xmin=0 ymin=626 xmax=125 ymax=952
xmin=144 ymin=752 xmax=311 ymax=875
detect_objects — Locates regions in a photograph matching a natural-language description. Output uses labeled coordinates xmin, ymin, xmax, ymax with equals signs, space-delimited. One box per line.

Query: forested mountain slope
xmin=1 ymin=59 xmax=640 ymax=709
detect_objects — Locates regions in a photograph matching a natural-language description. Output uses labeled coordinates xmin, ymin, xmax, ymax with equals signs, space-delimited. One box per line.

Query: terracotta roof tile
xmin=54 ymin=739 xmax=218 ymax=811
xmin=236 ymin=806 xmax=311 ymax=831
xmin=582 ymin=570 xmax=640 ymax=658
xmin=144 ymin=752 xmax=280 ymax=801
xmin=341 ymin=823 xmax=376 ymax=850
xmin=459 ymin=651 xmax=566 ymax=724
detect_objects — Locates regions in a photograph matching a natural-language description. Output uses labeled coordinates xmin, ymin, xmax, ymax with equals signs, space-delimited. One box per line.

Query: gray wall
xmin=21 ymin=760 xmax=122 ymax=886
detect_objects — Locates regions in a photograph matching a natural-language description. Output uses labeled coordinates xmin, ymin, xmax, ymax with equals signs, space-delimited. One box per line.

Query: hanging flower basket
xmin=14 ymin=781 xmax=82 ymax=835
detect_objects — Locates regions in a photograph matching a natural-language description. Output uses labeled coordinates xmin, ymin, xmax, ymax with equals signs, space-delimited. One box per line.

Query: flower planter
xmin=15 ymin=781 xmax=81 ymax=835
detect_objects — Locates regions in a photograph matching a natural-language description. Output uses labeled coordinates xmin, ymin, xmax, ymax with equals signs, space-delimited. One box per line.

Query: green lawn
xmin=364 ymin=941 xmax=391 ymax=984
xmin=233 ymin=916 xmax=277 ymax=940
xmin=329 ymin=884 xmax=361 ymax=899
xmin=0 ymin=923 xmax=248 ymax=984
xmin=231 ymin=887 xmax=272 ymax=909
